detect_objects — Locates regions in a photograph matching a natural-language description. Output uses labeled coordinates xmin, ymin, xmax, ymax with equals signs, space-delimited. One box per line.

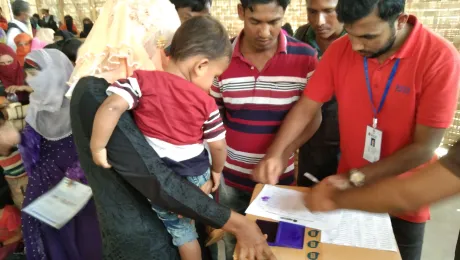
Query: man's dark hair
xmin=44 ymin=43 xmax=60 ymax=50
xmin=33 ymin=13 xmax=40 ymax=19
xmin=170 ymin=0 xmax=212 ymax=12
xmin=12 ymin=0 xmax=30 ymax=17
xmin=61 ymin=39 xmax=82 ymax=63
xmin=169 ymin=16 xmax=232 ymax=62
xmin=240 ymin=0 xmax=290 ymax=11
xmin=41 ymin=8 xmax=49 ymax=14
xmin=336 ymin=0 xmax=405 ymax=24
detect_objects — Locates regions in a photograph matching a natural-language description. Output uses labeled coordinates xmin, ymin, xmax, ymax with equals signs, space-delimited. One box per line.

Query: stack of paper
xmin=320 ymin=210 xmax=398 ymax=252
xmin=245 ymin=185 xmax=398 ymax=252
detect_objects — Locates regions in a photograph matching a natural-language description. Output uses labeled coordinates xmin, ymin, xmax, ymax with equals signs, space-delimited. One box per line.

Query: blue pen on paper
xmin=280 ymin=217 xmax=298 ymax=223
xmin=303 ymin=172 xmax=319 ymax=184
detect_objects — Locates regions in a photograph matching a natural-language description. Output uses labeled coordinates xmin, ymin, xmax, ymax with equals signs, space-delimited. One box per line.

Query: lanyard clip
xmin=373 ymin=118 xmax=378 ymax=128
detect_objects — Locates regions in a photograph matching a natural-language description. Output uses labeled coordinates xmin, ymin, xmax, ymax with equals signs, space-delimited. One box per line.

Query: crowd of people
xmin=0 ymin=0 xmax=458 ymax=260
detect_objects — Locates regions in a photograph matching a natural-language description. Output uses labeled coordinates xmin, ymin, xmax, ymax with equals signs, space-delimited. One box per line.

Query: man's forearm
xmin=285 ymin=110 xmax=322 ymax=157
xmin=266 ymin=96 xmax=321 ymax=158
xmin=359 ymin=142 xmax=436 ymax=183
xmin=334 ymin=162 xmax=460 ymax=214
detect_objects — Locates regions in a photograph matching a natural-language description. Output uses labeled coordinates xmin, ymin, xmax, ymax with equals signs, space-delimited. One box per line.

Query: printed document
xmin=320 ymin=210 xmax=398 ymax=252
xmin=245 ymin=185 xmax=342 ymax=230
xmin=23 ymin=177 xmax=93 ymax=229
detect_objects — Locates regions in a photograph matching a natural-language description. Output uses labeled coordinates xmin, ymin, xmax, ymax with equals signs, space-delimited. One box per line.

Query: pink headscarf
xmin=31 ymin=38 xmax=47 ymax=51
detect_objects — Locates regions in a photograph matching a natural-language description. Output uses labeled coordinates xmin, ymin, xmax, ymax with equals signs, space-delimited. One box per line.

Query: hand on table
xmin=252 ymin=155 xmax=287 ymax=185
xmin=304 ymin=175 xmax=351 ymax=212
xmin=233 ymin=215 xmax=277 ymax=260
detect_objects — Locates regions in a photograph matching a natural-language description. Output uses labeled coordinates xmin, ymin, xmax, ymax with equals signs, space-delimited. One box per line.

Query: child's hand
xmin=92 ymin=148 xmax=112 ymax=168
xmin=211 ymin=171 xmax=221 ymax=192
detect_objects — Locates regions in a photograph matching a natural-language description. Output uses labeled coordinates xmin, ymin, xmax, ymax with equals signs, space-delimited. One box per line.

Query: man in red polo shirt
xmin=253 ymin=0 xmax=460 ymax=259
xmin=210 ymin=0 xmax=320 ymax=258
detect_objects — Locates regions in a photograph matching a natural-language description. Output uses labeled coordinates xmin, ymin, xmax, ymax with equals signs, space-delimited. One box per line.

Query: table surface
xmin=246 ymin=184 xmax=402 ymax=260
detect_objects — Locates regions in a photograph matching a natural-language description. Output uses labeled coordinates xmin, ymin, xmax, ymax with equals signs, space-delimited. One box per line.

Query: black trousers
xmin=391 ymin=217 xmax=426 ymax=260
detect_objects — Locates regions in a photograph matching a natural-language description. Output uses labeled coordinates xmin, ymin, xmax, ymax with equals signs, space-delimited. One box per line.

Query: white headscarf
xmin=65 ymin=0 xmax=180 ymax=98
xmin=25 ymin=49 xmax=74 ymax=140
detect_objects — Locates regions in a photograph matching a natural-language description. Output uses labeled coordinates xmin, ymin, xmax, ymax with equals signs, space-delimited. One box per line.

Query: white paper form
xmin=320 ymin=210 xmax=398 ymax=252
xmin=23 ymin=178 xmax=93 ymax=229
xmin=245 ymin=185 xmax=342 ymax=230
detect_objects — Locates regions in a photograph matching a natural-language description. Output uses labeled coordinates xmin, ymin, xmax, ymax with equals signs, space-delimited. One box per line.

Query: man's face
xmin=345 ymin=10 xmax=400 ymax=58
xmin=19 ymin=8 xmax=31 ymax=23
xmin=176 ymin=7 xmax=210 ymax=24
xmin=307 ymin=0 xmax=342 ymax=39
xmin=41 ymin=10 xmax=48 ymax=17
xmin=238 ymin=2 xmax=285 ymax=52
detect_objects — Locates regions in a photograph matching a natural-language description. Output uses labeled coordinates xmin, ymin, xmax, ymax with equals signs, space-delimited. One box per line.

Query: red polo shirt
xmin=305 ymin=15 xmax=460 ymax=223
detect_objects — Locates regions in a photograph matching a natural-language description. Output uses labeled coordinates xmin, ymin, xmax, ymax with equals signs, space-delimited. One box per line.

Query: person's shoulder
xmin=419 ymin=26 xmax=459 ymax=63
xmin=286 ymin=35 xmax=316 ymax=57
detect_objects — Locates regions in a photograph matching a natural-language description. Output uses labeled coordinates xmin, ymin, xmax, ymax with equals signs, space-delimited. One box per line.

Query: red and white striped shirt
xmin=211 ymin=31 xmax=317 ymax=191
xmin=108 ymin=70 xmax=226 ymax=176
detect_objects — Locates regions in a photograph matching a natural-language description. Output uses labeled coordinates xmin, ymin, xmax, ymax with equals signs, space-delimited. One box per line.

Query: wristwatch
xmin=349 ymin=169 xmax=365 ymax=187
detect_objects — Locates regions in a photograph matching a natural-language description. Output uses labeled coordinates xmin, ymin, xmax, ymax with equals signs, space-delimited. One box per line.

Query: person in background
xmin=60 ymin=15 xmax=78 ymax=35
xmin=281 ymin=23 xmax=293 ymax=36
xmin=170 ymin=0 xmax=212 ymax=24
xmin=61 ymin=38 xmax=82 ymax=64
xmin=0 ymin=44 xmax=30 ymax=104
xmin=30 ymin=14 xmax=41 ymax=36
xmin=253 ymin=0 xmax=460 ymax=259
xmin=0 ymin=29 xmax=5 ymax=45
xmin=294 ymin=0 xmax=344 ymax=187
xmin=39 ymin=8 xmax=58 ymax=31
xmin=35 ymin=28 xmax=55 ymax=44
xmin=79 ymin=17 xmax=93 ymax=38
xmin=165 ymin=0 xmax=212 ymax=57
xmin=0 ymin=7 xmax=8 ymax=31
xmin=19 ymin=49 xmax=102 ymax=260
xmin=14 ymin=33 xmax=32 ymax=66
xmin=6 ymin=0 xmax=31 ymax=51
xmin=210 ymin=0 xmax=320 ymax=258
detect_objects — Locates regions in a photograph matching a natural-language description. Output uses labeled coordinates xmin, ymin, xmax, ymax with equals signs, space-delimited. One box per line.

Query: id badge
xmin=363 ymin=125 xmax=382 ymax=163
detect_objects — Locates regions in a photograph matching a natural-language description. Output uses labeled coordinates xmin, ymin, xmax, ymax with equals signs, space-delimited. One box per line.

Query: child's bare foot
xmin=205 ymin=227 xmax=225 ymax=247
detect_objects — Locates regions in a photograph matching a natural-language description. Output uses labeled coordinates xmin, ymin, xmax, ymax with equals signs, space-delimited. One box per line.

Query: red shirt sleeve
xmin=303 ymin=42 xmax=337 ymax=103
xmin=416 ymin=56 xmax=460 ymax=128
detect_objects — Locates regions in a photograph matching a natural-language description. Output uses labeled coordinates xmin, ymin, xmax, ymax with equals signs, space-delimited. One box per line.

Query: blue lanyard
xmin=364 ymin=58 xmax=400 ymax=128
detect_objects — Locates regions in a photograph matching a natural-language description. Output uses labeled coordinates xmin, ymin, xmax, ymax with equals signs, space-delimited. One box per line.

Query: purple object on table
xmin=275 ymin=221 xmax=305 ymax=249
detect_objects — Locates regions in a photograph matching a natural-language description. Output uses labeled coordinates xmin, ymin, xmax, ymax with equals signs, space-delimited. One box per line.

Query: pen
xmin=303 ymin=172 xmax=319 ymax=184
xmin=280 ymin=217 xmax=298 ymax=223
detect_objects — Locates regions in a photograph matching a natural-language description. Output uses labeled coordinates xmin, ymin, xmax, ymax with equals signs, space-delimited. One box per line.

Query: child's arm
xmin=90 ymin=94 xmax=129 ymax=168
xmin=204 ymin=108 xmax=227 ymax=192
xmin=208 ymin=139 xmax=227 ymax=192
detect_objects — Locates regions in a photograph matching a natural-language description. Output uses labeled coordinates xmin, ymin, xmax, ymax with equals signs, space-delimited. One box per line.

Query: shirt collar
xmin=393 ymin=15 xmax=421 ymax=59
xmin=232 ymin=30 xmax=288 ymax=59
